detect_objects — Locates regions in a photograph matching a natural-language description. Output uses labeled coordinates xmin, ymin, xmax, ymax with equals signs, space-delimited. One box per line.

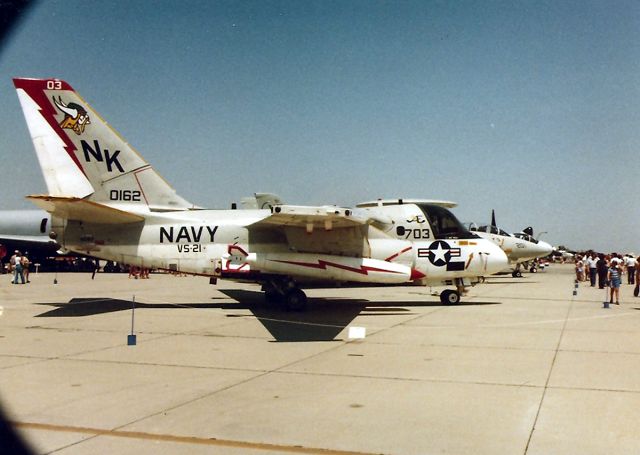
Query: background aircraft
xmin=550 ymin=247 xmax=575 ymax=262
xmin=0 ymin=209 xmax=59 ymax=266
xmin=469 ymin=210 xmax=552 ymax=277
xmin=13 ymin=77 xmax=508 ymax=309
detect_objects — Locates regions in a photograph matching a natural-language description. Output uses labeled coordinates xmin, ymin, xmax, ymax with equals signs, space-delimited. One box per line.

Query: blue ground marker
xmin=128 ymin=295 xmax=137 ymax=345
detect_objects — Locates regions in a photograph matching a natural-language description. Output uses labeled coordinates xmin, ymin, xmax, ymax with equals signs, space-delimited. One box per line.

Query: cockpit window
xmin=417 ymin=204 xmax=478 ymax=239
xmin=514 ymin=232 xmax=538 ymax=243
xmin=475 ymin=225 xmax=510 ymax=236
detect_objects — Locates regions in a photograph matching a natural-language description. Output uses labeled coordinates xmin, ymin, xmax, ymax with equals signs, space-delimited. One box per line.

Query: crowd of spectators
xmin=573 ymin=251 xmax=638 ymax=304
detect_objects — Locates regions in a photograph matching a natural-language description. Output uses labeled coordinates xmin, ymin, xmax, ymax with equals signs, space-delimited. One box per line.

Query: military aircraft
xmin=469 ymin=210 xmax=553 ymax=277
xmin=551 ymin=247 xmax=575 ymax=262
xmin=0 ymin=209 xmax=59 ymax=262
xmin=13 ymin=77 xmax=508 ymax=309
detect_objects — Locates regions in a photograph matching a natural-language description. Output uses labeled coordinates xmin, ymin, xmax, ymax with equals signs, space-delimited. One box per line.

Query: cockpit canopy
xmin=416 ymin=203 xmax=478 ymax=240
xmin=513 ymin=232 xmax=538 ymax=244
xmin=356 ymin=199 xmax=477 ymax=240
xmin=471 ymin=225 xmax=511 ymax=236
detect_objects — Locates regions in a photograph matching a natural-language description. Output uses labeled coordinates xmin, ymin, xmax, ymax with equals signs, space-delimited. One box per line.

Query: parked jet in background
xmin=551 ymin=248 xmax=575 ymax=262
xmin=469 ymin=210 xmax=552 ymax=277
xmin=0 ymin=209 xmax=59 ymax=262
xmin=13 ymin=78 xmax=508 ymax=308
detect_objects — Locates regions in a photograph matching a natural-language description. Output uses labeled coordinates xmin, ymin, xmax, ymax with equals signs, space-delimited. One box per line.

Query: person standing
xmin=596 ymin=254 xmax=608 ymax=289
xmin=575 ymin=256 xmax=585 ymax=282
xmin=21 ymin=253 xmax=30 ymax=283
xmin=608 ymin=261 xmax=622 ymax=304
xmin=635 ymin=256 xmax=640 ymax=297
xmin=587 ymin=252 xmax=598 ymax=287
xmin=11 ymin=251 xmax=25 ymax=284
xmin=625 ymin=254 xmax=636 ymax=285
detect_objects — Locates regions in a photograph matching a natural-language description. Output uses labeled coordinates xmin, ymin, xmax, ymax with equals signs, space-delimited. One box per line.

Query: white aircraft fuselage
xmin=472 ymin=229 xmax=553 ymax=264
xmin=56 ymin=202 xmax=505 ymax=285
xmin=13 ymin=77 xmax=508 ymax=308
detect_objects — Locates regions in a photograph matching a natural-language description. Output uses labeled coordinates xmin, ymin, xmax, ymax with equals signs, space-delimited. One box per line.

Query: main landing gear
xmin=262 ymin=279 xmax=308 ymax=311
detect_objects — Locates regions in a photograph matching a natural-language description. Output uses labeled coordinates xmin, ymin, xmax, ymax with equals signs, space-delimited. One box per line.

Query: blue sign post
xmin=128 ymin=295 xmax=137 ymax=345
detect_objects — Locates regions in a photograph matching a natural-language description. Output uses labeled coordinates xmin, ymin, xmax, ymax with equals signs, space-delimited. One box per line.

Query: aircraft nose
xmin=538 ymin=240 xmax=553 ymax=257
xmin=482 ymin=240 xmax=509 ymax=275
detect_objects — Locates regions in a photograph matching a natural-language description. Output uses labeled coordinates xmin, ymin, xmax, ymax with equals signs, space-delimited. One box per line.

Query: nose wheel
xmin=440 ymin=289 xmax=461 ymax=305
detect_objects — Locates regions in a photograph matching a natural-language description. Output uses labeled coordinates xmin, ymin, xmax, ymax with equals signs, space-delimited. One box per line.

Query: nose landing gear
xmin=440 ymin=289 xmax=461 ymax=305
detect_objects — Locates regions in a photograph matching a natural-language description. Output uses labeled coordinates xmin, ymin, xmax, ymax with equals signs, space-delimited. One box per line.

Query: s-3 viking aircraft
xmin=13 ymin=78 xmax=508 ymax=309
xmin=469 ymin=210 xmax=553 ymax=277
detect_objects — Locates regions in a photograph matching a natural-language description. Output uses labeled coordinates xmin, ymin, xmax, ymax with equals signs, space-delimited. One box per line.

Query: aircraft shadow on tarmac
xmin=218 ymin=289 xmax=497 ymax=342
xmin=34 ymin=293 xmax=499 ymax=342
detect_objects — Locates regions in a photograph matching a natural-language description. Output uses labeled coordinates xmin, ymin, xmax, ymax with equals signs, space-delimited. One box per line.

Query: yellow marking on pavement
xmin=13 ymin=421 xmax=374 ymax=455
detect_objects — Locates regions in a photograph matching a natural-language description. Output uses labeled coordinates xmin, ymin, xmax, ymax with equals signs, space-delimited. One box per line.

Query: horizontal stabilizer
xmin=27 ymin=195 xmax=144 ymax=224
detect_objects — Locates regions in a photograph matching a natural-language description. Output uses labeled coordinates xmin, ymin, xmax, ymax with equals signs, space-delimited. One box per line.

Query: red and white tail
xmin=14 ymin=78 xmax=194 ymax=213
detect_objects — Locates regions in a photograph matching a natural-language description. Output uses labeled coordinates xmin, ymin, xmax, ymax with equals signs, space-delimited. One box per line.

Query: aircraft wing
xmin=27 ymin=195 xmax=144 ymax=224
xmin=250 ymin=205 xmax=367 ymax=230
xmin=249 ymin=205 xmax=373 ymax=257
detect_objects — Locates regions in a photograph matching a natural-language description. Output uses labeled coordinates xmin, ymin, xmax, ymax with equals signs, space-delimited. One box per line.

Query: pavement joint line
xmin=523 ymin=280 xmax=575 ymax=454
xmin=274 ymin=369 xmax=640 ymax=394
xmin=40 ymin=355 xmax=275 ymax=373
xmin=24 ymin=324 xmax=275 ymax=340
xmin=0 ymin=356 xmax=54 ymax=370
xmin=544 ymin=385 xmax=640 ymax=394
xmin=12 ymin=421 xmax=377 ymax=455
xmin=272 ymin=369 xmax=545 ymax=389
xmin=474 ymin=310 xmax=640 ymax=328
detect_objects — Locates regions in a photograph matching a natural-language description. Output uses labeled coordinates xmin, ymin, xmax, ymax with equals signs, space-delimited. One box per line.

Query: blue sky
xmin=0 ymin=0 xmax=638 ymax=252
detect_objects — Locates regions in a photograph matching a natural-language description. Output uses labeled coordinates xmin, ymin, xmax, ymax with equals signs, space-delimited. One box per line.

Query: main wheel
xmin=530 ymin=266 xmax=538 ymax=273
xmin=440 ymin=289 xmax=460 ymax=305
xmin=285 ymin=288 xmax=308 ymax=311
xmin=264 ymin=289 xmax=284 ymax=304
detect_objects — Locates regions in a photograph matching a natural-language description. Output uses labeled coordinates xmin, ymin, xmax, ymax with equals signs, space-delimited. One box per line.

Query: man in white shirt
xmin=587 ymin=253 xmax=599 ymax=287
xmin=625 ymin=254 xmax=636 ymax=285
xmin=11 ymin=250 xmax=25 ymax=285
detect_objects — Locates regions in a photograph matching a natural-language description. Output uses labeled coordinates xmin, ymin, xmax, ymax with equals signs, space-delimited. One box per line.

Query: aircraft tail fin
xmin=14 ymin=78 xmax=195 ymax=212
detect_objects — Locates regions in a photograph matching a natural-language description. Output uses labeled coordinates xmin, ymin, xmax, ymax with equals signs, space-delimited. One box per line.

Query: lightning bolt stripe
xmin=385 ymin=246 xmax=412 ymax=262
xmin=13 ymin=79 xmax=86 ymax=175
xmin=270 ymin=259 xmax=404 ymax=276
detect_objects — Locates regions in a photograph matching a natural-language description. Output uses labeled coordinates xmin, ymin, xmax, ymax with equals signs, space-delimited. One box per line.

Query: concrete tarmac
xmin=1 ymin=264 xmax=640 ymax=454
